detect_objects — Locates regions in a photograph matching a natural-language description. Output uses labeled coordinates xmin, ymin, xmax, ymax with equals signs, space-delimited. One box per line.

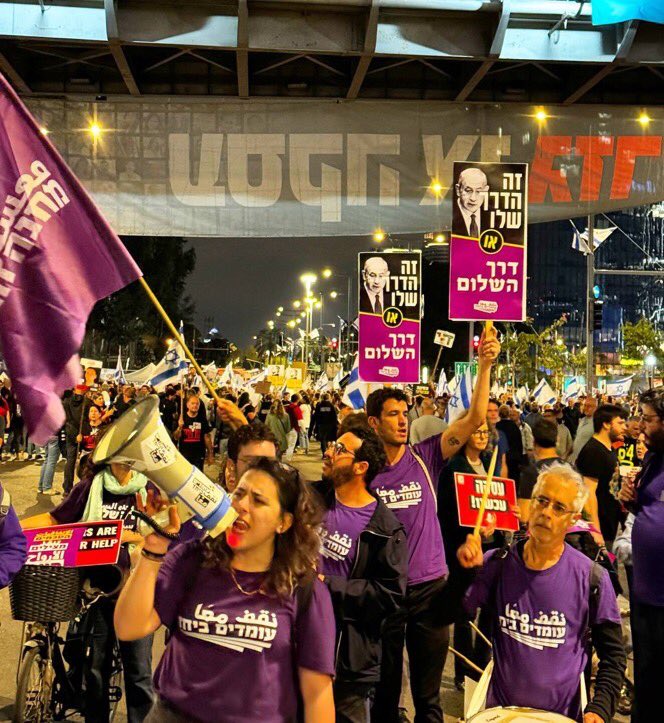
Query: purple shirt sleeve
xmin=155 ymin=541 xmax=201 ymax=628
xmin=50 ymin=479 xmax=92 ymax=524
xmin=0 ymin=506 xmax=27 ymax=588
xmin=413 ymin=434 xmax=445 ymax=488
xmin=463 ymin=549 xmax=499 ymax=616
xmin=592 ymin=566 xmax=622 ymax=626
xmin=295 ymin=579 xmax=336 ymax=676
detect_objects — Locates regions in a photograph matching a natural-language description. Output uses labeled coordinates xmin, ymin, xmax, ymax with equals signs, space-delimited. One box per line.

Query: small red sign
xmin=454 ymin=473 xmax=519 ymax=532
xmin=23 ymin=521 xmax=123 ymax=567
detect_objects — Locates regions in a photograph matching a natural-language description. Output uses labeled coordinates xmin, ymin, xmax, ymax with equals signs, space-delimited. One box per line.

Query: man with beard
xmin=570 ymin=396 xmax=598 ymax=465
xmin=618 ymin=387 xmax=664 ymax=722
xmin=575 ymin=404 xmax=626 ymax=546
xmin=315 ymin=426 xmax=407 ymax=722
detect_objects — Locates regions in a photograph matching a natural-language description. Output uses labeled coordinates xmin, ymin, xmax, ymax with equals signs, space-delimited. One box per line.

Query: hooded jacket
xmin=313 ymin=479 xmax=407 ymax=684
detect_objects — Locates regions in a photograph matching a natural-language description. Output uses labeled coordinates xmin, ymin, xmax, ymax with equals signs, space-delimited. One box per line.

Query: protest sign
xmin=449 ymin=161 xmax=528 ymax=322
xmin=454 ymin=472 xmax=519 ymax=532
xmin=358 ymin=251 xmax=421 ymax=383
xmin=23 ymin=521 xmax=123 ymax=567
xmin=434 ymin=330 xmax=456 ymax=348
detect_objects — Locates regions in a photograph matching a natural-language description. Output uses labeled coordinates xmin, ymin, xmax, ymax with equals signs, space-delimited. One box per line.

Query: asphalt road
xmin=0 ymin=448 xmax=630 ymax=722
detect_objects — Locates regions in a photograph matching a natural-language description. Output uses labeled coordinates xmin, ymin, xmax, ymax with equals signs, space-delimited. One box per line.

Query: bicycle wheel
xmin=108 ymin=643 xmax=124 ymax=723
xmin=13 ymin=646 xmax=53 ymax=723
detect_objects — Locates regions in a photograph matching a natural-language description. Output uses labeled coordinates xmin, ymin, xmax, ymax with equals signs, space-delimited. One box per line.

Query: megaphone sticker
xmin=140 ymin=429 xmax=177 ymax=471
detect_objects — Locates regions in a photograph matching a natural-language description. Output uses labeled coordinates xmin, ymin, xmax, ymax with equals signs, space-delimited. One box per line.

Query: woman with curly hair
xmin=114 ymin=457 xmax=336 ymax=722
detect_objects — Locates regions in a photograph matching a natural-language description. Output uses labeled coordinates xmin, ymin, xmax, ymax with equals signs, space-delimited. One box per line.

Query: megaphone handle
xmin=134 ymin=509 xmax=180 ymax=541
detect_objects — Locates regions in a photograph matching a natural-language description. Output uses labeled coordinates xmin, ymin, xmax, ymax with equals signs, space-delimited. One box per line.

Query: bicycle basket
xmin=9 ymin=565 xmax=82 ymax=622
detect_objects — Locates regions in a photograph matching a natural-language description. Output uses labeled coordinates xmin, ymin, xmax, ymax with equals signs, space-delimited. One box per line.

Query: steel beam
xmin=0 ymin=48 xmax=30 ymax=94
xmin=237 ymin=0 xmax=249 ymax=97
xmin=595 ymin=269 xmax=664 ymax=276
xmin=347 ymin=0 xmax=379 ymax=99
xmin=455 ymin=59 xmax=494 ymax=101
xmin=105 ymin=0 xmax=140 ymax=96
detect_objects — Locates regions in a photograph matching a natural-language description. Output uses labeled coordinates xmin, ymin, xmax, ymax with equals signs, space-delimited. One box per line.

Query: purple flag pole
xmin=0 ymin=73 xmax=142 ymax=443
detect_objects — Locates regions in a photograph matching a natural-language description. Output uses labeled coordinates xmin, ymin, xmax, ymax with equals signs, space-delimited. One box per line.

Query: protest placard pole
xmin=138 ymin=277 xmax=222 ymax=405
xmin=473 ymin=445 xmax=499 ymax=537
xmin=431 ymin=346 xmax=444 ymax=381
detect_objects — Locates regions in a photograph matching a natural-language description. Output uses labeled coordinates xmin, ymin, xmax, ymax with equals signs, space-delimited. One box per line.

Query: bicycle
xmin=10 ymin=564 xmax=125 ymax=722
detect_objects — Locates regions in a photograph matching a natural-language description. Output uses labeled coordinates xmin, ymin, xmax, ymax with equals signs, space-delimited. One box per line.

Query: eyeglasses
xmin=472 ymin=430 xmax=490 ymax=438
xmin=326 ymin=441 xmax=356 ymax=458
xmin=639 ymin=414 xmax=659 ymax=423
xmin=532 ymin=496 xmax=573 ymax=517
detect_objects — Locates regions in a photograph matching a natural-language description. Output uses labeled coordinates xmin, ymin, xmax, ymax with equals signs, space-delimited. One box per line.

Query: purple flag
xmin=0 ymin=73 xmax=142 ymax=443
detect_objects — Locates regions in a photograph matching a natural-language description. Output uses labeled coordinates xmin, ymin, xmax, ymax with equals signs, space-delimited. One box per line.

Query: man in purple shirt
xmin=618 ymin=386 xmax=664 ymax=723
xmin=315 ymin=425 xmax=407 ymax=722
xmin=368 ymin=328 xmax=500 ymax=722
xmin=464 ymin=463 xmax=625 ymax=722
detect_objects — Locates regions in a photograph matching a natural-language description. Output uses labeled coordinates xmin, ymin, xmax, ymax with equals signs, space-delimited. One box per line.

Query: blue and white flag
xmin=315 ymin=372 xmax=330 ymax=392
xmin=248 ymin=367 xmax=268 ymax=385
xmin=219 ymin=362 xmax=233 ymax=386
xmin=342 ymin=356 xmax=370 ymax=410
xmin=564 ymin=377 xmax=583 ymax=401
xmin=533 ymin=378 xmax=557 ymax=407
xmin=447 ymin=374 xmax=459 ymax=397
xmin=148 ymin=341 xmax=188 ymax=392
xmin=570 ymin=221 xmax=616 ymax=255
xmin=114 ymin=347 xmax=126 ymax=385
xmin=444 ymin=368 xmax=474 ymax=424
xmin=606 ymin=375 xmax=634 ymax=397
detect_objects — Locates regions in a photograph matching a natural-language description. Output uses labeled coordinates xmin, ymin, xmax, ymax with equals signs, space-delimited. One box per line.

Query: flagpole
xmin=138 ymin=277 xmax=222 ymax=405
xmin=473 ymin=446 xmax=499 ymax=537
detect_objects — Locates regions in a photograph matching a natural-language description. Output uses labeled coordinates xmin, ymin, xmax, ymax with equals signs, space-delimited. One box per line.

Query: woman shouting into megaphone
xmin=114 ymin=457 xmax=336 ymax=723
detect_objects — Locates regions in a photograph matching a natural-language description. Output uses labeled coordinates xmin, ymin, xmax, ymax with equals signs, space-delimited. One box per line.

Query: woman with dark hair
xmin=114 ymin=458 xmax=336 ymax=723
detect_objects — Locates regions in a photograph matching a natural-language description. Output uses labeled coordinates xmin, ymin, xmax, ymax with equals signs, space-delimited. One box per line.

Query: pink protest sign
xmin=449 ymin=162 xmax=528 ymax=322
xmin=358 ymin=251 xmax=421 ymax=383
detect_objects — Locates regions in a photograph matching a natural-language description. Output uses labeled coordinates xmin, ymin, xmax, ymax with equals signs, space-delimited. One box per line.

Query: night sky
xmin=185 ymin=235 xmax=393 ymax=347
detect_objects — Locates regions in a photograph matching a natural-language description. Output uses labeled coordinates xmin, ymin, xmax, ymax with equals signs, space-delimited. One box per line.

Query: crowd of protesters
xmin=1 ymin=337 xmax=663 ymax=723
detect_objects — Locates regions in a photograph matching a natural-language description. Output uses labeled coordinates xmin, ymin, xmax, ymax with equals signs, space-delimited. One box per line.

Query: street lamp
xmin=293 ymin=300 xmax=301 ymax=309
xmin=300 ymin=274 xmax=318 ymax=364
xmin=330 ymin=291 xmax=338 ymax=299
xmin=645 ymin=353 xmax=657 ymax=389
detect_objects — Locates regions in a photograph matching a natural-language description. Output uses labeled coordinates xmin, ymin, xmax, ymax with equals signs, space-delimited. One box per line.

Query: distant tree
xmin=621 ymin=317 xmax=663 ymax=364
xmin=83 ymin=237 xmax=196 ymax=365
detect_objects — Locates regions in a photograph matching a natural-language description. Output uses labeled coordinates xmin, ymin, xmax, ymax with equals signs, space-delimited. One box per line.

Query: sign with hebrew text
xmin=449 ymin=161 xmax=528 ymax=321
xmin=358 ymin=251 xmax=421 ymax=383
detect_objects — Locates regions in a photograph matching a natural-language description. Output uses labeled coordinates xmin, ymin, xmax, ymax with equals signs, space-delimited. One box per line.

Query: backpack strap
xmin=587 ymin=560 xmax=604 ymax=635
xmin=409 ymin=446 xmax=438 ymax=511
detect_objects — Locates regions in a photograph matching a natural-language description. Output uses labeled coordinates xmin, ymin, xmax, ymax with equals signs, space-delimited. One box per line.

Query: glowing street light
xmin=277 ymin=306 xmax=284 ymax=312
xmin=89 ymin=122 xmax=102 ymax=139
xmin=287 ymin=320 xmax=296 ymax=328
xmin=534 ymin=108 xmax=548 ymax=123
xmin=293 ymin=300 xmax=301 ymax=309
xmin=322 ymin=268 xmax=332 ymax=279
xmin=40 ymin=127 xmax=49 ymax=136
xmin=373 ymin=229 xmax=386 ymax=243
xmin=638 ymin=112 xmax=651 ymax=126
xmin=330 ymin=291 xmax=338 ymax=299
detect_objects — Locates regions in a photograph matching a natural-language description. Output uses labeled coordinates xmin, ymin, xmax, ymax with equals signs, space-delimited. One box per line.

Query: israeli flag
xmin=342 ymin=356 xmax=370 ymax=410
xmin=533 ymin=378 xmax=557 ymax=407
xmin=114 ymin=347 xmax=126 ymax=385
xmin=447 ymin=374 xmax=459 ymax=397
xmin=248 ymin=367 xmax=268 ymax=385
xmin=564 ymin=377 xmax=583 ymax=401
xmin=148 ymin=341 xmax=188 ymax=391
xmin=444 ymin=368 xmax=474 ymax=424
xmin=606 ymin=375 xmax=633 ymax=397
xmin=571 ymin=220 xmax=616 ymax=254
xmin=315 ymin=372 xmax=330 ymax=392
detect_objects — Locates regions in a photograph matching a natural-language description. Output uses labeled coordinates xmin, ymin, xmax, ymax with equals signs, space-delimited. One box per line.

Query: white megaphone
xmin=91 ymin=394 xmax=236 ymax=538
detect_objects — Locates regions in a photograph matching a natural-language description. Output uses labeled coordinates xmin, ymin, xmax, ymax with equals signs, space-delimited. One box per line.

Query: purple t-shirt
xmin=464 ymin=543 xmax=621 ymax=721
xmin=632 ymin=452 xmax=664 ymax=606
xmin=320 ymin=499 xmax=377 ymax=578
xmin=370 ymin=435 xmax=446 ymax=584
xmin=154 ymin=541 xmax=336 ymax=723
